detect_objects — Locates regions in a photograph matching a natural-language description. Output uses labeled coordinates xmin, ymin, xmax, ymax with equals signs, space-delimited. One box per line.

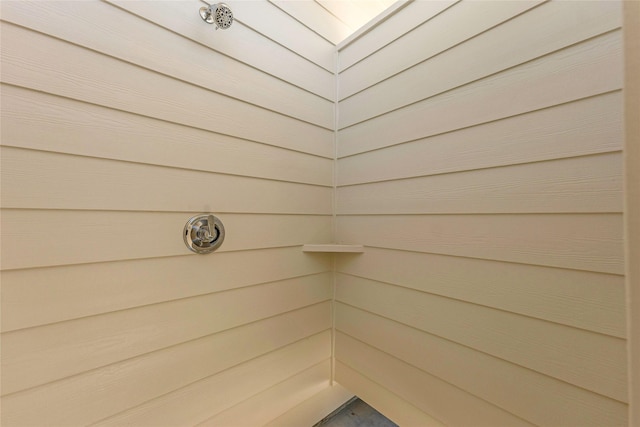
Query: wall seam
xmin=330 ymin=45 xmax=340 ymax=386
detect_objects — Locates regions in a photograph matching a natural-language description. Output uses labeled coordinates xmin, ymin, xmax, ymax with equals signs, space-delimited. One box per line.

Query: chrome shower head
xmin=199 ymin=3 xmax=233 ymax=30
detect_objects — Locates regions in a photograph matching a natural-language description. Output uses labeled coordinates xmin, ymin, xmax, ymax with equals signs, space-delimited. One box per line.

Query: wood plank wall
xmin=0 ymin=1 xmax=336 ymax=425
xmin=335 ymin=1 xmax=628 ymax=426
xmin=624 ymin=1 xmax=640 ymax=423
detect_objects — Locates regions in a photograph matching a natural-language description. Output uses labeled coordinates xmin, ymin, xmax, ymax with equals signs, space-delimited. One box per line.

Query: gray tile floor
xmin=314 ymin=398 xmax=398 ymax=427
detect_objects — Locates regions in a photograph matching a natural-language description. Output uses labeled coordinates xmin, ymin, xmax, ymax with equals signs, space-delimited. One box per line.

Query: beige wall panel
xmin=1 ymin=210 xmax=332 ymax=269
xmin=270 ymin=0 xmax=351 ymax=45
xmin=337 ymin=152 xmax=623 ymax=214
xmin=336 ymin=275 xmax=627 ymax=402
xmin=338 ymin=214 xmax=623 ymax=274
xmin=225 ymin=0 xmax=334 ymax=71
xmin=2 ymin=330 xmax=331 ymax=427
xmin=263 ymin=384 xmax=353 ymax=427
xmin=0 ymin=23 xmax=333 ymax=158
xmin=94 ymin=334 xmax=331 ymax=427
xmin=334 ymin=1 xmax=626 ymax=423
xmin=337 ymin=247 xmax=625 ymax=337
xmin=337 ymin=0 xmax=456 ymax=72
xmin=104 ymin=0 xmax=334 ymax=100
xmin=335 ymin=332 xmax=536 ymax=427
xmin=338 ymin=0 xmax=541 ymax=101
xmin=2 ymin=307 xmax=328 ymax=418
xmin=337 ymin=92 xmax=622 ymax=185
xmin=624 ymin=0 xmax=640 ymax=422
xmin=1 ymin=147 xmax=332 ymax=214
xmin=1 ymin=247 xmax=331 ymax=332
xmin=337 ymin=304 xmax=628 ymax=426
xmin=197 ymin=360 xmax=331 ymax=426
xmin=338 ymin=30 xmax=622 ymax=156
xmin=340 ymin=0 xmax=621 ymax=125
xmin=0 ymin=0 xmax=336 ymax=424
xmin=1 ymin=274 xmax=331 ymax=394
xmin=0 ymin=86 xmax=332 ymax=186
xmin=334 ymin=362 xmax=445 ymax=427
xmin=0 ymin=1 xmax=333 ymax=129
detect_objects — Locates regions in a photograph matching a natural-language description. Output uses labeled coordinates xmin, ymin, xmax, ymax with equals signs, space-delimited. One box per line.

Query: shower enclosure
xmin=1 ymin=1 xmax=637 ymax=426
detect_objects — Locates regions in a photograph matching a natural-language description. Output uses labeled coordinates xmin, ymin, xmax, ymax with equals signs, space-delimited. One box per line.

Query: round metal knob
xmin=184 ymin=214 xmax=225 ymax=254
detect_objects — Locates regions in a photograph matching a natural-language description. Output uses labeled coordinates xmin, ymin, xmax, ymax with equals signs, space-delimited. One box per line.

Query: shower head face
xmin=214 ymin=3 xmax=233 ymax=29
xmin=200 ymin=3 xmax=233 ymax=29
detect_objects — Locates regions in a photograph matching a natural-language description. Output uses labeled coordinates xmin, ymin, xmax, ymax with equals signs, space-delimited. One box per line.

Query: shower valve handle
xmin=184 ymin=214 xmax=225 ymax=254
xmin=200 ymin=215 xmax=218 ymax=242
xmin=194 ymin=215 xmax=217 ymax=242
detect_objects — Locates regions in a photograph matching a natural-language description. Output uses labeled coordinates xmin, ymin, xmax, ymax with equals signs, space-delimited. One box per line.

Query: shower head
xmin=199 ymin=3 xmax=233 ymax=30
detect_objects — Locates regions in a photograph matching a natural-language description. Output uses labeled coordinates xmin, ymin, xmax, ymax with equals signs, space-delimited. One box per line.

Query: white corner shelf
xmin=302 ymin=244 xmax=364 ymax=253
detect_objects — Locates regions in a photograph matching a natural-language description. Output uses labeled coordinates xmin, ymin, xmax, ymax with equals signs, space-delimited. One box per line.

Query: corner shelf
xmin=302 ymin=244 xmax=364 ymax=253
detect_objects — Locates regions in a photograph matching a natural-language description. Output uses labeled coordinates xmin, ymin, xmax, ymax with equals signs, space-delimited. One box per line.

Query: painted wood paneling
xmin=0 ymin=1 xmax=335 ymax=425
xmin=337 ymin=247 xmax=626 ymax=338
xmin=336 ymin=276 xmax=627 ymax=403
xmin=338 ymin=152 xmax=623 ymax=214
xmin=0 ymin=0 xmax=334 ymax=129
xmin=270 ymin=0 xmax=351 ymax=44
xmin=196 ymin=360 xmax=331 ymax=426
xmin=624 ymin=1 xmax=640 ymax=423
xmin=337 ymin=92 xmax=622 ymax=185
xmin=0 ymin=247 xmax=331 ymax=332
xmin=337 ymin=0 xmax=456 ymax=72
xmin=93 ymin=336 xmax=331 ymax=427
xmin=338 ymin=30 xmax=623 ymax=156
xmin=0 ymin=85 xmax=332 ymax=186
xmin=338 ymin=214 xmax=623 ymax=274
xmin=1 ymin=210 xmax=332 ymax=269
xmin=336 ymin=332 xmax=537 ymax=427
xmin=334 ymin=362 xmax=445 ymax=427
xmin=334 ymin=2 xmax=626 ymax=424
xmin=1 ymin=147 xmax=332 ymax=214
xmin=263 ymin=384 xmax=353 ymax=427
xmin=2 ymin=330 xmax=331 ymax=426
xmin=1 ymin=23 xmax=333 ymax=158
xmin=339 ymin=0 xmax=541 ymax=99
xmin=105 ymin=0 xmax=335 ymax=101
xmin=1 ymin=0 xmax=628 ymax=425
xmin=225 ymin=0 xmax=335 ymax=72
xmin=316 ymin=0 xmax=396 ymax=36
xmin=1 ymin=274 xmax=331 ymax=395
xmin=340 ymin=0 xmax=620 ymax=119
xmin=337 ymin=304 xmax=628 ymax=426
xmin=335 ymin=6 xmax=629 ymax=426
xmin=336 ymin=305 xmax=626 ymax=427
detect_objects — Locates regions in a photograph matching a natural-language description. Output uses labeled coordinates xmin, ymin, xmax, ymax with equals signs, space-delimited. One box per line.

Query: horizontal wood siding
xmin=270 ymin=0 xmax=351 ymax=45
xmin=1 ymin=85 xmax=333 ymax=186
xmin=2 ymin=1 xmax=630 ymax=425
xmin=0 ymin=1 xmax=334 ymax=425
xmin=334 ymin=361 xmax=446 ymax=427
xmin=262 ymin=384 xmax=354 ymax=427
xmin=195 ymin=360 xmax=332 ymax=427
xmin=335 ymin=1 xmax=627 ymax=425
xmin=336 ymin=304 xmax=626 ymax=427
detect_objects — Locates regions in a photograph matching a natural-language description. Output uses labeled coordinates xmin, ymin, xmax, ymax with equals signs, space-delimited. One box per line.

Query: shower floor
xmin=313 ymin=398 xmax=398 ymax=427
